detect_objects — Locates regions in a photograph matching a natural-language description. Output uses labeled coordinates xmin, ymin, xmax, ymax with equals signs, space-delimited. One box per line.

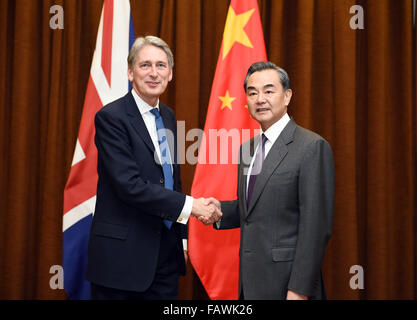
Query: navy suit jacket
xmin=86 ymin=91 xmax=187 ymax=292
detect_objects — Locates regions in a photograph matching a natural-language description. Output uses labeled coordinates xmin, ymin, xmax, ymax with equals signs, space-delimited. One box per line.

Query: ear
xmin=284 ymin=89 xmax=292 ymax=106
xmin=168 ymin=68 xmax=173 ymax=82
xmin=127 ymin=67 xmax=134 ymax=82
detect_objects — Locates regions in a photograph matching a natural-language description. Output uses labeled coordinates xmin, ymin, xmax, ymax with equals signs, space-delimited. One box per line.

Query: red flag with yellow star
xmin=189 ymin=0 xmax=267 ymax=299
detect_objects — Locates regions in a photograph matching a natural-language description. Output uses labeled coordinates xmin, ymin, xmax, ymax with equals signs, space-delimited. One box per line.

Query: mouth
xmin=146 ymin=81 xmax=160 ymax=87
xmin=256 ymin=107 xmax=270 ymax=113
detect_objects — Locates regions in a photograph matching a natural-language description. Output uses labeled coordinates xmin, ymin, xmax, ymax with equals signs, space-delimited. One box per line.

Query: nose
xmin=149 ymin=64 xmax=158 ymax=77
xmin=256 ymin=92 xmax=266 ymax=104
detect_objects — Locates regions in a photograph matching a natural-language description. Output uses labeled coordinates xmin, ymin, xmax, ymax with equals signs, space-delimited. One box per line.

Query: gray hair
xmin=128 ymin=36 xmax=174 ymax=69
xmin=243 ymin=61 xmax=290 ymax=92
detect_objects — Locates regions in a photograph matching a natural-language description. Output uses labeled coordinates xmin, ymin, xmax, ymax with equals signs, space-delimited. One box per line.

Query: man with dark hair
xmin=209 ymin=61 xmax=335 ymax=300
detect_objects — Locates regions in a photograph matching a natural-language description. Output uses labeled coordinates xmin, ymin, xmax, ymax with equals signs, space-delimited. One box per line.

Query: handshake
xmin=190 ymin=197 xmax=222 ymax=225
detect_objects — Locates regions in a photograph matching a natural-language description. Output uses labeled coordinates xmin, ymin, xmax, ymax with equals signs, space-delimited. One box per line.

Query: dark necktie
xmin=247 ymin=134 xmax=267 ymax=207
xmin=150 ymin=108 xmax=174 ymax=229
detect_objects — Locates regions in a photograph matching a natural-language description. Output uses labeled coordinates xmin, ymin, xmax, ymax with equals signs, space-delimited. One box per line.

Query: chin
xmin=145 ymin=90 xmax=163 ymax=97
xmin=256 ymin=116 xmax=272 ymax=124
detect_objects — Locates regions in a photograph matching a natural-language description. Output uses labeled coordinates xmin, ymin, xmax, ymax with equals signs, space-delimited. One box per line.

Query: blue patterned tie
xmin=150 ymin=108 xmax=174 ymax=229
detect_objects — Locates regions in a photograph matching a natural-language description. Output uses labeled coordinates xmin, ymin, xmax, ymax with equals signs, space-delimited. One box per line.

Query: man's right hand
xmin=191 ymin=197 xmax=222 ymax=225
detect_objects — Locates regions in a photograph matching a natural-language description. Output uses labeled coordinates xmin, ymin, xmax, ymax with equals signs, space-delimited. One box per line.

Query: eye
xmin=140 ymin=63 xmax=150 ymax=69
xmin=248 ymin=92 xmax=257 ymax=97
xmin=157 ymin=63 xmax=167 ymax=69
xmin=265 ymin=90 xmax=274 ymax=95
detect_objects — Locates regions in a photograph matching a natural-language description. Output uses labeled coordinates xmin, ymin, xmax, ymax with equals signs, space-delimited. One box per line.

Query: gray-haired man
xmin=86 ymin=36 xmax=221 ymax=299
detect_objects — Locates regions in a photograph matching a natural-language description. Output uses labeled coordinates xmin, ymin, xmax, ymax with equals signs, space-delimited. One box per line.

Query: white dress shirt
xmin=132 ymin=89 xmax=192 ymax=250
xmin=246 ymin=113 xmax=291 ymax=195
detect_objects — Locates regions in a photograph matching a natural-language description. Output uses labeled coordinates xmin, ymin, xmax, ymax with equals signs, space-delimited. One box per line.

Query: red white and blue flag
xmin=63 ymin=0 xmax=135 ymax=299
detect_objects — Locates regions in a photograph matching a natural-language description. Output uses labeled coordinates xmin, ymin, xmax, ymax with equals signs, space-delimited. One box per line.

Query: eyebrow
xmin=247 ymin=83 xmax=276 ymax=91
xmin=138 ymin=60 xmax=168 ymax=64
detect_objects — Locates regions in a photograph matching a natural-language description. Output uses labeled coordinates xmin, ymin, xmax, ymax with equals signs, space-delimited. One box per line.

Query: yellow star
xmin=219 ymin=90 xmax=236 ymax=111
xmin=222 ymin=6 xmax=255 ymax=59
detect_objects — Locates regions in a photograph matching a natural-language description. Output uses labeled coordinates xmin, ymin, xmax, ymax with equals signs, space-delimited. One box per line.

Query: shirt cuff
xmin=182 ymin=239 xmax=188 ymax=251
xmin=215 ymin=219 xmax=222 ymax=229
xmin=176 ymin=195 xmax=193 ymax=224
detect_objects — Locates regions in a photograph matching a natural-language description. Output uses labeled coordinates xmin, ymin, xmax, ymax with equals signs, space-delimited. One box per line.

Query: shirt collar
xmin=261 ymin=113 xmax=290 ymax=144
xmin=131 ymin=89 xmax=160 ymax=115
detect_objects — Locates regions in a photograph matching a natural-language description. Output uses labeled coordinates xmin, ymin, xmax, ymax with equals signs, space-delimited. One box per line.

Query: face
xmin=246 ymin=69 xmax=292 ymax=131
xmin=128 ymin=44 xmax=173 ymax=107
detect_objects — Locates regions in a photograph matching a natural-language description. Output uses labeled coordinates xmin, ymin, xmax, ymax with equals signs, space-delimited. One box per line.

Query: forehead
xmin=247 ymin=69 xmax=282 ymax=89
xmin=137 ymin=44 xmax=169 ymax=62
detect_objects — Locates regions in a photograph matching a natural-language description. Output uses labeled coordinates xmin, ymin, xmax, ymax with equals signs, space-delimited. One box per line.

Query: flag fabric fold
xmin=62 ymin=0 xmax=134 ymax=300
xmin=189 ymin=0 xmax=267 ymax=300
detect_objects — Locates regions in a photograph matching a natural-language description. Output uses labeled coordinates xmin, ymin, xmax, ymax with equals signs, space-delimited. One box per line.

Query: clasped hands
xmin=191 ymin=197 xmax=222 ymax=225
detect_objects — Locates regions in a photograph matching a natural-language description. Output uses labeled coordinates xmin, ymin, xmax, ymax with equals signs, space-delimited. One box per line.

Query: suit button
xmin=160 ymin=177 xmax=164 ymax=184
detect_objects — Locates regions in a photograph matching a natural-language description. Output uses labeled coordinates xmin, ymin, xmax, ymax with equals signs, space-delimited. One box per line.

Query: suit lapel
xmin=158 ymin=103 xmax=180 ymax=186
xmin=239 ymin=137 xmax=257 ymax=218
xmin=246 ymin=119 xmax=297 ymax=217
xmin=238 ymin=136 xmax=254 ymax=216
xmin=125 ymin=91 xmax=155 ymax=153
xmin=159 ymin=103 xmax=176 ymax=165
xmin=126 ymin=93 xmax=180 ymax=187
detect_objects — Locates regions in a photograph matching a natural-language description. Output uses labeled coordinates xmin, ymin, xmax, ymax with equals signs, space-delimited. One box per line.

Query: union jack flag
xmin=63 ymin=0 xmax=135 ymax=299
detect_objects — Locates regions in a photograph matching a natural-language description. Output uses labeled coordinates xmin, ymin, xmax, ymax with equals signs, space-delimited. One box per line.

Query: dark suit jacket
xmin=215 ymin=118 xmax=334 ymax=300
xmin=86 ymin=91 xmax=187 ymax=292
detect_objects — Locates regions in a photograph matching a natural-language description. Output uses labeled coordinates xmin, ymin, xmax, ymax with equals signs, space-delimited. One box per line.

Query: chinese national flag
xmin=189 ymin=0 xmax=267 ymax=299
